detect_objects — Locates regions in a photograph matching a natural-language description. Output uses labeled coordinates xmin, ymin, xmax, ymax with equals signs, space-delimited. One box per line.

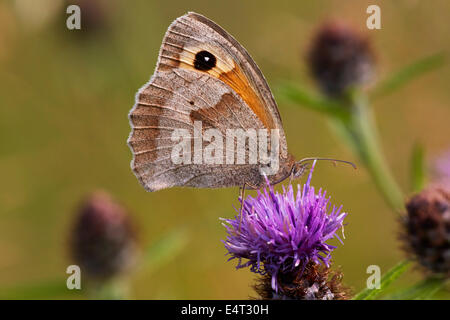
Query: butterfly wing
xmin=128 ymin=12 xmax=290 ymax=191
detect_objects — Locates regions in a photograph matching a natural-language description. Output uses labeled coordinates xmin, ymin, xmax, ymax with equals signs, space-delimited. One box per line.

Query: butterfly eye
xmin=194 ymin=50 xmax=217 ymax=71
xmin=292 ymin=163 xmax=307 ymax=178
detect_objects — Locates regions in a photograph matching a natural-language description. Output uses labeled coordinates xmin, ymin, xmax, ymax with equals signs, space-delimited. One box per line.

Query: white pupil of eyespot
xmin=204 ymin=57 xmax=210 ymax=61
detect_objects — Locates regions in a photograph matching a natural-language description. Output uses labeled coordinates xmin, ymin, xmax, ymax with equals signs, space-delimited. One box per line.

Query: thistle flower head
xmin=222 ymin=161 xmax=348 ymax=291
xmin=70 ymin=191 xmax=138 ymax=281
xmin=402 ymin=184 xmax=450 ymax=276
xmin=307 ymin=21 xmax=375 ymax=97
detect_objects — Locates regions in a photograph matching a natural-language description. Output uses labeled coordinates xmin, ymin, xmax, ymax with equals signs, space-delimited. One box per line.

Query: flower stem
xmin=352 ymin=259 xmax=411 ymax=300
xmin=334 ymin=90 xmax=405 ymax=212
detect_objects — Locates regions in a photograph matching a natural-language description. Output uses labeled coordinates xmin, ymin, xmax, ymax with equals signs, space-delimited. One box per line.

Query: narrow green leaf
xmin=371 ymin=53 xmax=446 ymax=99
xmin=353 ymin=260 xmax=411 ymax=300
xmin=276 ymin=82 xmax=350 ymax=121
xmin=410 ymin=142 xmax=426 ymax=193
xmin=143 ymin=227 xmax=189 ymax=274
xmin=388 ymin=276 xmax=447 ymax=300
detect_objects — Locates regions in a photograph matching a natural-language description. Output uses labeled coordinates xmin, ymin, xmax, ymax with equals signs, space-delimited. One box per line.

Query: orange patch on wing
xmin=219 ymin=66 xmax=274 ymax=129
xmin=173 ymin=53 xmax=274 ymax=129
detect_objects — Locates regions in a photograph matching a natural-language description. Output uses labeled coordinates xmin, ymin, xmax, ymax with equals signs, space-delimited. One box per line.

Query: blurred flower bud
xmin=70 ymin=191 xmax=137 ymax=282
xmin=62 ymin=0 xmax=113 ymax=38
xmin=433 ymin=149 xmax=450 ymax=186
xmin=402 ymin=184 xmax=450 ymax=276
xmin=307 ymin=21 xmax=375 ymax=97
xmin=254 ymin=261 xmax=350 ymax=300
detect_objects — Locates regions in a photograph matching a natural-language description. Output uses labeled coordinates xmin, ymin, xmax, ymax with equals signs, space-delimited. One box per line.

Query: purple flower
xmin=434 ymin=149 xmax=450 ymax=185
xmin=221 ymin=161 xmax=347 ymax=291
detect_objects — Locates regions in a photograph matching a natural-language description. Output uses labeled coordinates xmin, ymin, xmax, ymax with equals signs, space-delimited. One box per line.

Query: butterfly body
xmin=128 ymin=12 xmax=296 ymax=192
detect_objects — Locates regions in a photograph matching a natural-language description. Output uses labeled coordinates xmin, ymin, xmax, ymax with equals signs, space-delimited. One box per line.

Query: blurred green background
xmin=0 ymin=0 xmax=449 ymax=299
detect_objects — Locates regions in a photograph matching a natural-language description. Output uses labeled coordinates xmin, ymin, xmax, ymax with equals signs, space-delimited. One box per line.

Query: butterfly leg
xmin=238 ymin=181 xmax=260 ymax=231
xmin=238 ymin=181 xmax=246 ymax=232
xmin=289 ymin=171 xmax=294 ymax=185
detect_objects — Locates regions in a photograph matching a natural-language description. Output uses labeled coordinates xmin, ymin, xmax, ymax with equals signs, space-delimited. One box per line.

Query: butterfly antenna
xmin=296 ymin=157 xmax=357 ymax=169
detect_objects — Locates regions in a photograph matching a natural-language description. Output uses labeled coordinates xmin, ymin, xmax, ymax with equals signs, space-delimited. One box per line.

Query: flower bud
xmin=70 ymin=191 xmax=137 ymax=281
xmin=307 ymin=21 xmax=375 ymax=97
xmin=62 ymin=0 xmax=112 ymax=37
xmin=403 ymin=184 xmax=450 ymax=276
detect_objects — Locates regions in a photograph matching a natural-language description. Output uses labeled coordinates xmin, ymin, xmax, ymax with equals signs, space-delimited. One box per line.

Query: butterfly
xmin=127 ymin=12 xmax=354 ymax=192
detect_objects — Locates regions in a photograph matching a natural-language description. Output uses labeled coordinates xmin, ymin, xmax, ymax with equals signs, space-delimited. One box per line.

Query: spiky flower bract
xmin=222 ymin=161 xmax=348 ymax=291
xmin=253 ymin=261 xmax=350 ymax=300
xmin=402 ymin=184 xmax=450 ymax=276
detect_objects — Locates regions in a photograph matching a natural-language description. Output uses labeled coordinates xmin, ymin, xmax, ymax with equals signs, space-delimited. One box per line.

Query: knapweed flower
xmin=307 ymin=21 xmax=375 ymax=97
xmin=222 ymin=161 xmax=348 ymax=292
xmin=70 ymin=191 xmax=138 ymax=282
xmin=402 ymin=184 xmax=450 ymax=276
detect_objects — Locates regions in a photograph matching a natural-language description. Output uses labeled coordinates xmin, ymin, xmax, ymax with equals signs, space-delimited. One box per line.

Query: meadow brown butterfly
xmin=127 ymin=12 xmax=354 ymax=192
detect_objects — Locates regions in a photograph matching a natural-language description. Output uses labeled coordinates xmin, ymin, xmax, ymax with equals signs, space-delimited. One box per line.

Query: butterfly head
xmin=291 ymin=162 xmax=308 ymax=179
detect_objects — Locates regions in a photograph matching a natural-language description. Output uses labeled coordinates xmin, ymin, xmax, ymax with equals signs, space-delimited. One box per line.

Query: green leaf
xmin=371 ymin=53 xmax=446 ymax=100
xmin=142 ymin=227 xmax=189 ymax=274
xmin=347 ymin=91 xmax=405 ymax=212
xmin=0 ymin=278 xmax=82 ymax=300
xmin=410 ymin=142 xmax=426 ymax=193
xmin=387 ymin=276 xmax=447 ymax=300
xmin=276 ymin=82 xmax=350 ymax=121
xmin=353 ymin=260 xmax=411 ymax=300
